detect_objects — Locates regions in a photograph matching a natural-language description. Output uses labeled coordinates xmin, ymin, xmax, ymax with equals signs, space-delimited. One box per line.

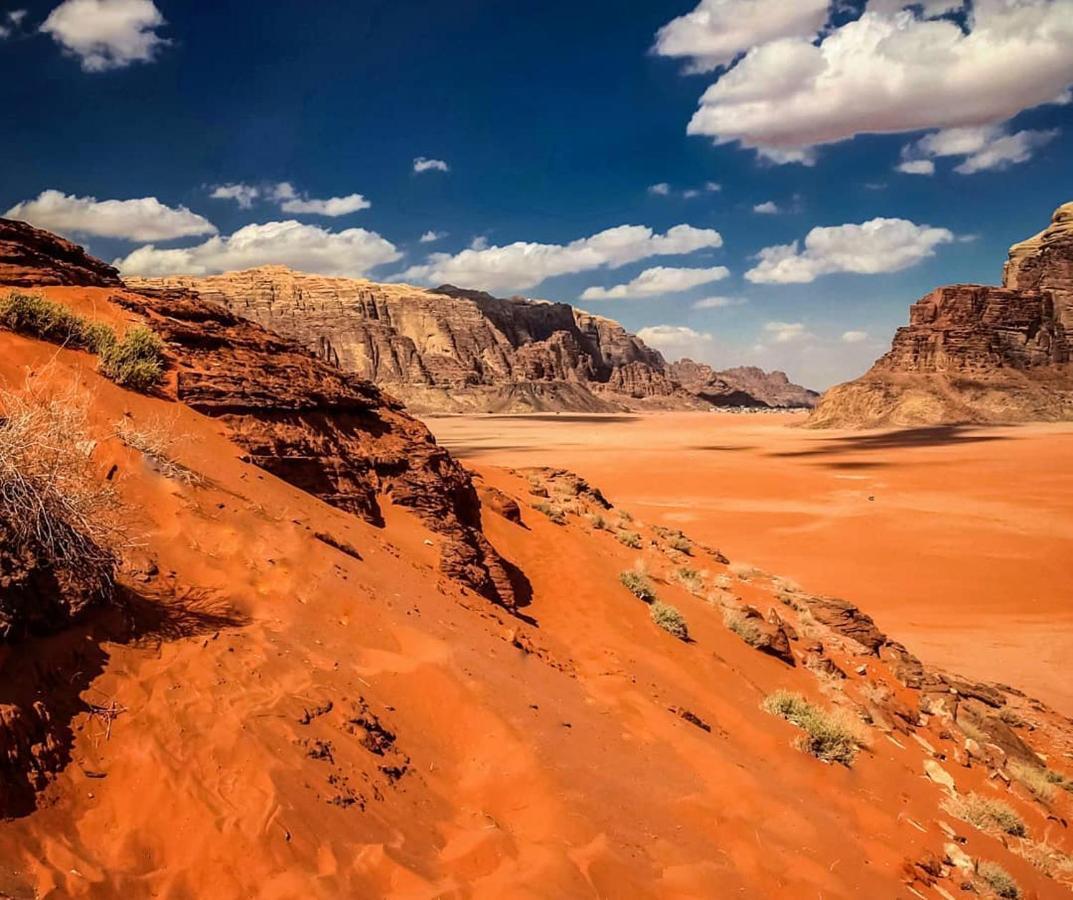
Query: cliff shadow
xmin=0 ymin=583 xmax=247 ymax=819
xmin=769 ymin=425 xmax=1012 ymax=461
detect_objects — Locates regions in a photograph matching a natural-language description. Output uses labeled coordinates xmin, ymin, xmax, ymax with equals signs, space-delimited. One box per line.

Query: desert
xmin=4 ymin=2 xmax=1073 ymax=898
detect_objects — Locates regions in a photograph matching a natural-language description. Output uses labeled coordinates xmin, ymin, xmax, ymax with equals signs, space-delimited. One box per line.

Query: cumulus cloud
xmin=211 ymin=184 xmax=260 ymax=209
xmin=753 ymin=200 xmax=779 ymax=214
xmin=669 ymin=0 xmax=1073 ymax=163
xmin=902 ymin=125 xmax=1059 ymax=175
xmin=400 ymin=223 xmax=724 ymax=294
xmin=763 ymin=321 xmax=810 ymax=344
xmin=654 ymin=0 xmax=829 ymax=73
xmin=209 ymin=181 xmax=371 ymax=216
xmin=6 ymin=190 xmax=217 ymax=242
xmin=580 ymin=265 xmax=729 ymax=300
xmin=636 ymin=325 xmax=714 ymax=359
xmin=419 ymin=230 xmax=447 ymax=243
xmin=692 ymin=295 xmax=745 ymax=309
xmin=895 ymin=159 xmax=935 ymax=176
xmin=746 ymin=217 xmax=954 ymax=284
xmin=841 ymin=329 xmax=869 ymax=343
xmin=114 ymin=220 xmax=400 ymax=277
xmin=413 ymin=157 xmax=449 ymax=173
xmin=41 ymin=0 xmax=168 ymax=72
xmin=650 ymin=181 xmax=722 ymax=199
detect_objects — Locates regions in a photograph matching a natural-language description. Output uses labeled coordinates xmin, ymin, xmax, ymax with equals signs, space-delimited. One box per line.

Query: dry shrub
xmin=650 ymin=601 xmax=688 ymax=640
xmin=762 ymin=690 xmax=866 ymax=765
xmin=0 ymin=378 xmax=125 ymax=635
xmin=114 ymin=415 xmax=202 ymax=484
xmin=943 ymin=792 xmax=1027 ymax=838
xmin=977 ymin=860 xmax=1020 ymax=898
xmin=619 ymin=568 xmax=656 ymax=603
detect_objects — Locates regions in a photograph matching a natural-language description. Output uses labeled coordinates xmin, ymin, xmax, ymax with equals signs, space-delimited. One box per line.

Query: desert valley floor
xmin=429 ymin=412 xmax=1073 ymax=716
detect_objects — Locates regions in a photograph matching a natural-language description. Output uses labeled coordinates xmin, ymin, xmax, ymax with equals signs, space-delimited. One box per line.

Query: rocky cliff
xmin=126 ymin=268 xmax=814 ymax=413
xmin=810 ymin=202 xmax=1073 ymax=428
xmin=670 ymin=360 xmax=820 ymax=409
xmin=0 ymin=218 xmax=121 ymax=288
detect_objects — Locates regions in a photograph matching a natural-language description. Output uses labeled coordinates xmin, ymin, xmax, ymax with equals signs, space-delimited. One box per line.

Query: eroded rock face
xmin=0 ymin=218 xmax=121 ymax=288
xmin=125 ymin=268 xmax=807 ymax=412
xmin=810 ymin=201 xmax=1073 ymax=427
xmin=110 ymin=287 xmax=523 ymax=609
xmin=670 ymin=360 xmax=819 ymax=408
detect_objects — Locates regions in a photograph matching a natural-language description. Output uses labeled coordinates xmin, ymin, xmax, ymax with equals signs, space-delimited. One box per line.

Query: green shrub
xmin=762 ymin=690 xmax=864 ymax=765
xmin=943 ymin=792 xmax=1027 ymax=837
xmin=98 ymin=326 xmax=165 ymax=390
xmin=619 ymin=570 xmax=656 ymax=603
xmin=977 ymin=861 xmax=1019 ymax=899
xmin=81 ymin=320 xmax=118 ymax=354
xmin=0 ymin=291 xmax=117 ymax=351
xmin=532 ymin=502 xmax=566 ymax=525
xmin=650 ymin=601 xmax=688 ymax=640
xmin=616 ymin=530 xmax=642 ymax=549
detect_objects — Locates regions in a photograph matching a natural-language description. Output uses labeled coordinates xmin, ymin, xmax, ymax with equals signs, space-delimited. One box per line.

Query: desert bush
xmin=0 ymin=291 xmax=116 ymax=351
xmin=1009 ymin=760 xmax=1057 ymax=803
xmin=943 ymin=792 xmax=1027 ymax=837
xmin=650 ymin=601 xmax=688 ymax=640
xmin=620 ymin=569 xmax=656 ymax=603
xmin=588 ymin=512 xmax=607 ymax=530
xmin=977 ymin=861 xmax=1019 ymax=899
xmin=762 ymin=690 xmax=864 ymax=765
xmin=1017 ymin=839 xmax=1073 ymax=884
xmin=616 ymin=530 xmax=642 ymax=549
xmin=532 ymin=501 xmax=566 ymax=525
xmin=114 ymin=416 xmax=201 ymax=484
xmin=98 ymin=326 xmax=165 ymax=390
xmin=675 ymin=566 xmax=705 ymax=595
xmin=724 ymin=610 xmax=763 ymax=647
xmin=0 ymin=380 xmax=123 ymax=634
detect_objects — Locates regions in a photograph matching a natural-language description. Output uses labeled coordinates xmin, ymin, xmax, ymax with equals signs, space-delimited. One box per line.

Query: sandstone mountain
xmin=670 ymin=360 xmax=820 ymax=409
xmin=126 ymin=267 xmax=816 ymax=413
xmin=810 ymin=201 xmax=1073 ymax=428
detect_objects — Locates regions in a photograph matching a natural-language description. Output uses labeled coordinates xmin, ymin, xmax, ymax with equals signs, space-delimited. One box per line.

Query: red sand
xmin=428 ymin=411 xmax=1073 ymax=715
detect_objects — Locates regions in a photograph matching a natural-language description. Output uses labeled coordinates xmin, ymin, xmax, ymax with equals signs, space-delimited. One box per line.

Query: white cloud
xmin=419 ymin=230 xmax=446 ymax=243
xmin=580 ymin=265 xmax=729 ymax=300
xmin=672 ymin=1 xmax=1073 ymax=164
xmin=278 ymin=193 xmax=370 ymax=217
xmin=209 ymin=181 xmax=371 ymax=216
xmin=841 ymin=329 xmax=869 ymax=343
xmin=692 ymin=295 xmax=745 ymax=309
xmin=636 ymin=325 xmax=714 ymax=358
xmin=902 ymin=125 xmax=1059 ymax=175
xmin=753 ymin=200 xmax=779 ymax=214
xmin=746 ymin=217 xmax=954 ymax=284
xmin=650 ymin=180 xmax=723 ymax=199
xmin=41 ymin=0 xmax=168 ymax=72
xmin=400 ymin=223 xmax=724 ymax=293
xmin=895 ymin=159 xmax=935 ymax=176
xmin=0 ymin=9 xmax=25 ymax=38
xmin=763 ymin=321 xmax=810 ymax=344
xmin=210 ymin=183 xmax=260 ymax=209
xmin=654 ymin=0 xmax=829 ymax=73
xmin=413 ymin=157 xmax=449 ymax=173
xmin=114 ymin=220 xmax=400 ymax=277
xmin=648 ymin=182 xmax=671 ymax=196
xmin=6 ymin=189 xmax=217 ymax=241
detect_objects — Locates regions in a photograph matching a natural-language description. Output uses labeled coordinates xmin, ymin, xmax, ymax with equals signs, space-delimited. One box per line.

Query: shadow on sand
xmin=769 ymin=425 xmax=1012 ymax=462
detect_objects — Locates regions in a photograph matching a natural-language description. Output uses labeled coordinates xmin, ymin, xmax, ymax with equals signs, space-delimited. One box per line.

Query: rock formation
xmin=126 ymin=267 xmax=815 ymax=413
xmin=811 ymin=201 xmax=1073 ymax=427
xmin=670 ymin=360 xmax=819 ymax=409
xmin=0 ymin=219 xmax=121 ymax=288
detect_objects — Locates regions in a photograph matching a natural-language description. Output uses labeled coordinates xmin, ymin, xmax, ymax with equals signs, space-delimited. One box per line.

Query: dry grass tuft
xmin=1009 ymin=760 xmax=1057 ymax=803
xmin=762 ymin=690 xmax=866 ymax=765
xmin=619 ymin=569 xmax=656 ymax=603
xmin=650 ymin=602 xmax=688 ymax=640
xmin=977 ymin=860 xmax=1020 ymax=898
xmin=942 ymin=792 xmax=1027 ymax=838
xmin=114 ymin=416 xmax=202 ymax=485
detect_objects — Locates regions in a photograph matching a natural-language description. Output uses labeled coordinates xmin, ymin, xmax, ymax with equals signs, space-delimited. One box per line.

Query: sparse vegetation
xmin=98 ymin=326 xmax=165 ymax=390
xmin=0 ymin=292 xmax=164 ymax=392
xmin=943 ymin=792 xmax=1027 ymax=838
xmin=761 ymin=690 xmax=864 ymax=765
xmin=616 ymin=530 xmax=642 ymax=549
xmin=977 ymin=861 xmax=1020 ymax=899
xmin=114 ymin=416 xmax=202 ymax=484
xmin=675 ymin=566 xmax=705 ymax=595
xmin=1010 ymin=760 xmax=1057 ymax=803
xmin=619 ymin=569 xmax=656 ymax=603
xmin=650 ymin=602 xmax=688 ymax=640
xmin=588 ymin=512 xmax=607 ymax=531
xmin=1017 ymin=839 xmax=1073 ymax=885
xmin=724 ymin=610 xmax=763 ymax=647
xmin=0 ymin=380 xmax=124 ymax=627
xmin=532 ymin=502 xmax=566 ymax=525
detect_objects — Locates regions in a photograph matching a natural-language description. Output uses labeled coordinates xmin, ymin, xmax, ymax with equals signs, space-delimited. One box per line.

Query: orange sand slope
xmin=429 ymin=412 xmax=1073 ymax=717
xmin=1 ymin=293 xmax=1073 ymax=899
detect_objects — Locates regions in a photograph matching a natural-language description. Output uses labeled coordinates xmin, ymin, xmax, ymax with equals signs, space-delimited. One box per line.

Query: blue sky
xmin=2 ymin=0 xmax=1072 ymax=388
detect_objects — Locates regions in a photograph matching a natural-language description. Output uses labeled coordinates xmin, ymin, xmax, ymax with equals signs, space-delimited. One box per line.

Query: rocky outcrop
xmin=110 ymin=287 xmax=523 ymax=609
xmin=810 ymin=202 xmax=1073 ymax=427
xmin=125 ymin=268 xmax=810 ymax=413
xmin=670 ymin=360 xmax=819 ymax=408
xmin=0 ymin=218 xmax=121 ymax=288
